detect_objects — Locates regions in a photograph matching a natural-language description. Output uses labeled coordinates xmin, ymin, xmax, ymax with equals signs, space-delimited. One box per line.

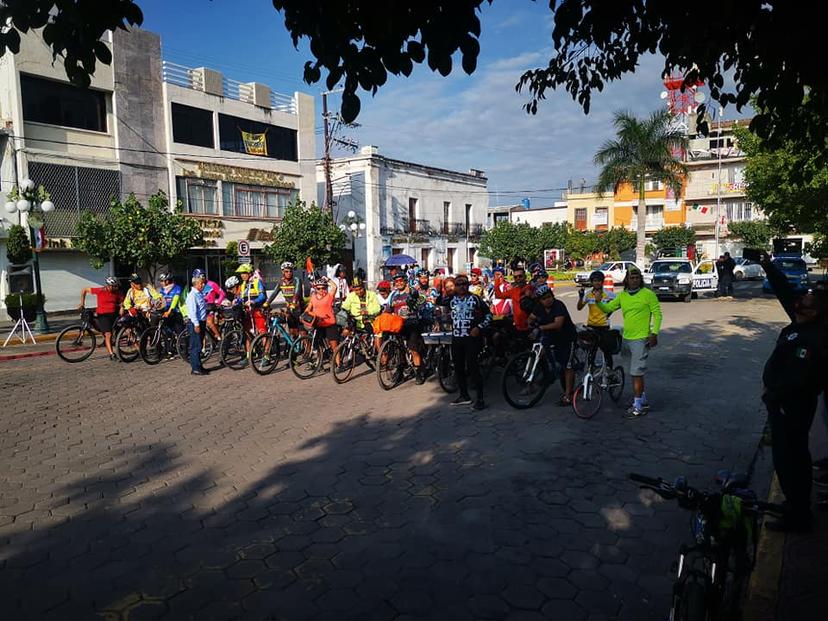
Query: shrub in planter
xmin=4 ymin=293 xmax=45 ymax=322
xmin=5 ymin=225 xmax=32 ymax=265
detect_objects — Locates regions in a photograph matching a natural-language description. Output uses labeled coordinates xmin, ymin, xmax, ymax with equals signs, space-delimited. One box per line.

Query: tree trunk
xmin=635 ymin=183 xmax=647 ymax=265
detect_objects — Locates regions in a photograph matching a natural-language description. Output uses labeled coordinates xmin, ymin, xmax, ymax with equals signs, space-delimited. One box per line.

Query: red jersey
xmin=494 ymin=283 xmax=533 ymax=331
xmin=90 ymin=287 xmax=122 ymax=314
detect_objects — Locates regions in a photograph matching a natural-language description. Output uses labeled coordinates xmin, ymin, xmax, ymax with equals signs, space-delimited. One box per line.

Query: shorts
xmin=401 ymin=322 xmax=424 ymax=353
xmin=286 ymin=309 xmax=304 ymax=331
xmin=320 ymin=324 xmax=340 ymax=342
xmin=550 ymin=341 xmax=576 ymax=371
xmin=97 ymin=312 xmax=117 ymax=334
xmin=624 ymin=338 xmax=650 ymax=376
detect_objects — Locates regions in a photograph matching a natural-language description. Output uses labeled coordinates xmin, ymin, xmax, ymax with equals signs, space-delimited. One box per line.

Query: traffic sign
xmin=237 ymin=240 xmax=250 ymax=257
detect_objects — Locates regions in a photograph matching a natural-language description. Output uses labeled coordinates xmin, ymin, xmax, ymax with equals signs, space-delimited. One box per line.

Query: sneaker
xmin=415 ymin=369 xmax=426 ymax=385
xmin=472 ymin=399 xmax=486 ymax=411
xmin=451 ymin=394 xmax=473 ymax=406
xmin=624 ymin=406 xmax=647 ymax=419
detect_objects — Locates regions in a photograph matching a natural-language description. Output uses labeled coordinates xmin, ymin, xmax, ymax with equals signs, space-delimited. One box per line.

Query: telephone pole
xmin=322 ymin=91 xmax=333 ymax=213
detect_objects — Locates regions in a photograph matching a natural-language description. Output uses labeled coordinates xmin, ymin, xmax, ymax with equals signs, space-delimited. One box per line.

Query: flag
xmin=240 ymin=129 xmax=268 ymax=156
xmin=33 ymin=226 xmax=47 ymax=252
xmin=700 ymin=206 xmax=709 ymax=214
xmin=305 ymin=256 xmax=314 ymax=276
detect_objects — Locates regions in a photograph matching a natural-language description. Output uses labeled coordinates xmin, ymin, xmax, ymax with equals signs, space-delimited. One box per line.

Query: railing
xmin=441 ymin=221 xmax=465 ymax=236
xmin=409 ymin=218 xmax=432 ymax=234
xmin=467 ymin=223 xmax=484 ymax=239
xmin=162 ymin=61 xmax=297 ymax=115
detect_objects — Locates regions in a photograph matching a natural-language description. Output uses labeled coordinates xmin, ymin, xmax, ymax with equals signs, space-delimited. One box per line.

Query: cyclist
xmin=122 ymin=273 xmax=161 ymax=316
xmin=413 ymin=269 xmax=431 ymax=295
xmin=341 ymin=277 xmax=381 ymax=336
xmin=528 ymin=283 xmax=578 ymax=406
xmin=331 ymin=264 xmax=350 ymax=308
xmin=224 ymin=275 xmax=242 ymax=301
xmin=158 ymin=272 xmax=184 ymax=323
xmin=306 ymin=276 xmax=340 ymax=353
xmin=445 ymin=274 xmax=492 ymax=410
xmin=594 ymin=267 xmax=662 ymax=419
xmin=78 ymin=276 xmax=122 ymax=360
xmin=387 ymin=273 xmax=427 ymax=384
xmin=468 ymin=267 xmax=484 ymax=297
xmin=577 ymin=270 xmax=617 ymax=367
xmin=264 ymin=261 xmax=306 ymax=338
xmin=236 ymin=264 xmax=267 ymax=335
xmin=376 ymin=280 xmax=392 ymax=306
xmin=494 ymin=266 xmax=534 ymax=342
xmin=194 ymin=269 xmax=226 ymax=341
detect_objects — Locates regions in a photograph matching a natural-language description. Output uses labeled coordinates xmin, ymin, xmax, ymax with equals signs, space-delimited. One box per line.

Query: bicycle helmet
xmin=313 ymin=276 xmax=329 ymax=288
xmin=589 ymin=270 xmax=605 ymax=282
xmin=128 ymin=273 xmax=142 ymax=284
xmin=527 ymin=261 xmax=542 ymax=276
xmin=535 ymin=283 xmax=552 ymax=297
xmin=158 ymin=272 xmax=172 ymax=282
xmin=235 ymin=264 xmax=253 ymax=274
xmin=417 ymin=268 xmax=430 ymax=277
xmin=280 ymin=261 xmax=295 ymax=270
xmin=192 ymin=268 xmax=205 ymax=279
xmin=377 ymin=280 xmax=391 ymax=291
xmin=224 ymin=275 xmax=241 ymax=289
xmin=105 ymin=276 xmax=118 ymax=286
xmin=351 ymin=277 xmax=365 ymax=289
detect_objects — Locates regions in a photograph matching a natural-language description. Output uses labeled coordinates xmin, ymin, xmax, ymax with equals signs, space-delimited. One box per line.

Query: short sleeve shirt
xmin=532 ymin=299 xmax=577 ymax=347
xmin=91 ymin=287 xmax=122 ymax=314
xmin=584 ymin=289 xmax=615 ymax=327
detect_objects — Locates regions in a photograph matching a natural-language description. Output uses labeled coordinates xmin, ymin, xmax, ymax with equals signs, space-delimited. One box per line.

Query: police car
xmin=643 ymin=258 xmax=719 ymax=302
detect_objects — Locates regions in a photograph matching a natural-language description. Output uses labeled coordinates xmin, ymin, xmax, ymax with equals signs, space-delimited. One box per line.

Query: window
xmin=224 ymin=182 xmax=297 ymax=219
xmin=644 ymin=179 xmax=662 ymax=191
xmin=726 ymin=201 xmax=753 ymax=222
xmin=465 ymin=204 xmax=472 ymax=232
xmin=493 ymin=213 xmax=509 ymax=225
xmin=218 ymin=113 xmax=298 ymax=160
xmin=594 ymin=207 xmax=608 ymax=230
xmin=468 ymin=247 xmax=476 ymax=264
xmin=408 ymin=197 xmax=418 ymax=232
xmin=443 ymin=201 xmax=450 ymax=226
xmin=176 ymin=177 xmax=218 ymax=215
xmin=421 ymin=248 xmax=430 ymax=270
xmin=171 ymin=103 xmax=214 ymax=148
xmin=21 ymin=74 xmax=107 ymax=132
xmin=446 ymin=247 xmax=456 ymax=271
xmin=575 ymin=208 xmax=587 ymax=231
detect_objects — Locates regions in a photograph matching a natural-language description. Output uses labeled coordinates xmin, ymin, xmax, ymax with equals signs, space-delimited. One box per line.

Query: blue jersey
xmin=160 ymin=284 xmax=183 ymax=312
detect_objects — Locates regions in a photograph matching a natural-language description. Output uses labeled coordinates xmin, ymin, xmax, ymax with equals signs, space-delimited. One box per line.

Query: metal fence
xmin=28 ymin=162 xmax=121 ymax=237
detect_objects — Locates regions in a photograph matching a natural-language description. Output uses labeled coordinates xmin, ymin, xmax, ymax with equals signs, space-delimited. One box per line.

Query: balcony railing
xmin=468 ymin=223 xmax=484 ymax=239
xmin=441 ymin=221 xmax=466 ymax=236
xmin=409 ymin=218 xmax=432 ymax=234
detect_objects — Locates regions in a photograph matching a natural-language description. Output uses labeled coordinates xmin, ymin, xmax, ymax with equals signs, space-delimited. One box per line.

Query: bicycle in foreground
xmin=139 ymin=311 xmax=180 ymax=364
xmin=501 ymin=333 xmax=584 ymax=409
xmin=629 ymin=472 xmax=784 ymax=621
xmin=330 ymin=317 xmax=377 ymax=384
xmin=289 ymin=325 xmax=335 ymax=379
xmin=249 ymin=309 xmax=300 ymax=376
xmin=55 ymin=309 xmax=103 ymax=362
xmin=572 ymin=328 xmax=625 ymax=419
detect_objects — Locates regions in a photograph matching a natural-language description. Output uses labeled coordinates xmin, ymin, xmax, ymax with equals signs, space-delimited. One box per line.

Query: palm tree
xmin=594 ymin=110 xmax=688 ymax=264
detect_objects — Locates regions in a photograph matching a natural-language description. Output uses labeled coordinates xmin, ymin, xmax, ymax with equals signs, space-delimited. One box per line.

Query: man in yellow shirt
xmin=122 ymin=273 xmax=161 ymax=314
xmin=577 ymin=270 xmax=617 ymax=366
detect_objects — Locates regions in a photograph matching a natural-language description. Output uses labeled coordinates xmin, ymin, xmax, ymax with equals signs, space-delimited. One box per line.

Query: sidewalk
xmin=746 ymin=404 xmax=828 ymax=621
xmin=0 ymin=313 xmax=76 ymax=356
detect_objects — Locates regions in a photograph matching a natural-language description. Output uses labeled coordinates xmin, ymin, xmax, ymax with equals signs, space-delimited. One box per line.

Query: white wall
xmin=39 ymin=252 xmax=109 ymax=312
xmin=511 ymin=207 xmax=567 ymax=227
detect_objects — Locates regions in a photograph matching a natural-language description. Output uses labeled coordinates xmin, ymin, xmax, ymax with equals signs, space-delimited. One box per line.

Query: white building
xmin=319 ymin=146 xmax=488 ymax=281
xmin=0 ymin=27 xmax=316 ymax=319
xmin=486 ymin=201 xmax=567 ymax=230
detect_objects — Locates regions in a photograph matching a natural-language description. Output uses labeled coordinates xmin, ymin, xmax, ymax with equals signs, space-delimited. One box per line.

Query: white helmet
xmin=280 ymin=261 xmax=295 ymax=270
xmin=224 ymin=275 xmax=241 ymax=289
xmin=105 ymin=276 xmax=118 ymax=286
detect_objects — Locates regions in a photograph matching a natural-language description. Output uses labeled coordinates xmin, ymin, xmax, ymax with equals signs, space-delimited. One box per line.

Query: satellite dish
xmin=659 ymin=91 xmax=668 ymax=100
xmin=694 ymin=91 xmax=706 ymax=103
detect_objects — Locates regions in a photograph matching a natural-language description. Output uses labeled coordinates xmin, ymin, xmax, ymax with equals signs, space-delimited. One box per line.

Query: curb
xmin=743 ymin=475 xmax=785 ymax=621
xmin=0 ymin=348 xmax=58 ymax=362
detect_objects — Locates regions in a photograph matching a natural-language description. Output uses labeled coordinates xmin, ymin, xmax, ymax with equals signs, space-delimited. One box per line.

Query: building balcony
xmin=467 ymin=223 xmax=484 ymax=240
xmin=441 ymin=221 xmax=466 ymax=236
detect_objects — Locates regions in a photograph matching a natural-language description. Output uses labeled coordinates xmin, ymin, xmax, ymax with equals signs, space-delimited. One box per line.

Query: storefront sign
xmin=45 ymin=237 xmax=74 ymax=250
xmin=593 ymin=209 xmax=608 ymax=225
xmin=181 ymin=162 xmax=295 ymax=189
xmin=708 ymin=181 xmax=746 ymax=195
xmin=246 ymin=228 xmax=274 ymax=242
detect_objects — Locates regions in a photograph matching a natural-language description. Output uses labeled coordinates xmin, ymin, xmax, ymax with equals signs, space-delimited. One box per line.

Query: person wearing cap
xmin=528 ymin=283 xmax=578 ymax=406
xmin=595 ymin=267 xmax=662 ymax=419
xmin=78 ymin=276 xmax=123 ymax=359
xmin=468 ymin=267 xmax=484 ymax=297
xmin=375 ymin=280 xmax=392 ymax=307
xmin=122 ymin=273 xmax=161 ymax=316
xmin=185 ymin=274 xmax=209 ymax=376
xmin=341 ymin=277 xmax=381 ymax=333
xmin=236 ymin=263 xmax=267 ymax=336
xmin=494 ymin=266 xmax=534 ymax=339
xmin=387 ymin=273 xmax=427 ymax=383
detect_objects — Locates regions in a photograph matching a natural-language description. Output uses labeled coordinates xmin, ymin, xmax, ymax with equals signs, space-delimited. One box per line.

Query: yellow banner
xmin=241 ymin=130 xmax=268 ymax=156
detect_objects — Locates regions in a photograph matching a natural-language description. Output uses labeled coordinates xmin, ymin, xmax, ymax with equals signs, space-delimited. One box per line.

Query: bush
xmin=4 ymin=293 xmax=45 ymax=308
xmin=5 ymin=225 xmax=32 ymax=265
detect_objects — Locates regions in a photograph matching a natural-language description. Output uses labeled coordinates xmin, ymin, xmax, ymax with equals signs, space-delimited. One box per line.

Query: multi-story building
xmin=319 ymin=146 xmax=487 ymax=281
xmin=0 ymin=27 xmax=316 ymax=319
xmin=486 ymin=201 xmax=567 ymax=229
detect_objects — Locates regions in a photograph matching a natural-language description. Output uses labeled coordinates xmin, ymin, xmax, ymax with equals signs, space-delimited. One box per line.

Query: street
xmin=0 ymin=284 xmax=789 ymax=620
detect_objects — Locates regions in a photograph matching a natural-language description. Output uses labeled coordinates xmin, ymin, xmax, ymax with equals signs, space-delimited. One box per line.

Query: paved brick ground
xmin=0 ymin=293 xmax=787 ymax=620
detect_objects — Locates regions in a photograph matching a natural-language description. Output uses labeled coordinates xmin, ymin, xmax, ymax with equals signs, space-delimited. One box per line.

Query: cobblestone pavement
xmin=0 ymin=293 xmax=787 ymax=620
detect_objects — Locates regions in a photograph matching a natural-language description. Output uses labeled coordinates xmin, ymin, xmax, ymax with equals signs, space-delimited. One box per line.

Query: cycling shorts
xmin=401 ymin=321 xmax=425 ymax=353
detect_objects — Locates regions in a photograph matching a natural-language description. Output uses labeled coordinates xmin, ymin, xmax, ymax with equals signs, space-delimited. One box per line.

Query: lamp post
xmin=339 ymin=209 xmax=366 ymax=274
xmin=5 ymin=179 xmax=54 ymax=332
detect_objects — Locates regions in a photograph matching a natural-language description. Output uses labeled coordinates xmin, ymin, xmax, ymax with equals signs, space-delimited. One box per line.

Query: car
xmin=643 ymin=259 xmax=719 ymax=302
xmin=733 ymin=257 xmax=765 ymax=280
xmin=762 ymin=256 xmax=810 ymax=293
xmin=574 ymin=261 xmax=641 ymax=286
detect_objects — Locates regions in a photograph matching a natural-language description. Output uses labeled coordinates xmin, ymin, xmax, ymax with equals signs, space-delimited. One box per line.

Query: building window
xmin=217 ymin=113 xmax=298 ymax=161
xmin=468 ymin=247 xmax=476 ymax=265
xmin=644 ymin=179 xmax=662 ymax=191
xmin=171 ymin=103 xmax=214 ymax=148
xmin=575 ymin=208 xmax=587 ymax=231
xmin=223 ymin=182 xmax=297 ymax=219
xmin=493 ymin=213 xmax=509 ymax=225
xmin=421 ymin=248 xmax=430 ymax=270
xmin=465 ymin=204 xmax=472 ymax=233
xmin=21 ymin=74 xmax=107 ymax=132
xmin=446 ymin=247 xmax=455 ymax=272
xmin=176 ymin=177 xmax=218 ymax=215
xmin=408 ymin=197 xmax=418 ymax=233
xmin=594 ymin=207 xmax=609 ymax=231
xmin=443 ymin=201 xmax=451 ymax=226
xmin=726 ymin=201 xmax=753 ymax=222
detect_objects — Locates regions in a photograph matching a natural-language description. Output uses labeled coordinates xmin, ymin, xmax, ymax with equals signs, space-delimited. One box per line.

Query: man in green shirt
xmin=595 ymin=267 xmax=662 ymax=418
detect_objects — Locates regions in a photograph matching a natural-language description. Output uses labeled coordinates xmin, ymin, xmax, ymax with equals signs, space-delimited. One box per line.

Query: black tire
xmin=55 ymin=325 xmax=96 ymax=363
xmin=139 ymin=328 xmax=162 ymax=365
xmin=179 ymin=328 xmax=216 ymax=364
xmin=502 ymin=351 xmax=551 ymax=409
xmin=608 ymin=365 xmax=626 ymax=403
xmin=377 ymin=338 xmax=405 ymax=390
xmin=573 ymin=375 xmax=603 ymax=419
xmin=734 ymin=270 xmax=745 ymax=281
xmin=290 ymin=334 xmax=323 ymax=379
xmin=683 ymin=291 xmax=693 ymax=303
xmin=674 ymin=579 xmax=709 ymax=621
xmin=437 ymin=346 xmax=458 ymax=393
xmin=220 ymin=329 xmax=248 ymax=370
xmin=331 ymin=340 xmax=357 ymax=384
xmin=115 ymin=326 xmax=140 ymax=362
xmin=250 ymin=332 xmax=282 ymax=375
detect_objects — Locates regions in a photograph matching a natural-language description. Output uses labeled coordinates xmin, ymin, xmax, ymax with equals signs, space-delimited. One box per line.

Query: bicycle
xmin=219 ymin=304 xmax=254 ymax=370
xmin=421 ymin=331 xmax=457 ymax=393
xmin=114 ymin=312 xmax=149 ymax=363
xmin=330 ymin=317 xmax=377 ymax=384
xmin=629 ymin=472 xmax=785 ymax=621
xmin=138 ymin=311 xmax=180 ymax=365
xmin=501 ymin=334 xmax=585 ymax=409
xmin=55 ymin=309 xmax=102 ymax=362
xmin=177 ymin=305 xmax=222 ymax=365
xmin=249 ymin=309 xmax=300 ymax=376
xmin=289 ymin=325 xmax=335 ymax=379
xmin=376 ymin=332 xmax=419 ymax=390
xmin=572 ymin=328 xmax=625 ymax=419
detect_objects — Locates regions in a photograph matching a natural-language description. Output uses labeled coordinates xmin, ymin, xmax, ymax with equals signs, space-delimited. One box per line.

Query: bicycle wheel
xmin=55 ymin=325 xmax=96 ymax=363
xmin=573 ymin=374 xmax=603 ymax=419
xmin=437 ymin=346 xmax=458 ymax=393
xmin=608 ymin=365 xmax=626 ymax=403
xmin=673 ymin=578 xmax=709 ymax=621
xmin=115 ymin=326 xmax=140 ymax=362
xmin=220 ymin=329 xmax=248 ymax=370
xmin=502 ymin=351 xmax=551 ymax=409
xmin=139 ymin=329 xmax=162 ymax=365
xmin=377 ymin=338 xmax=405 ymax=390
xmin=250 ymin=332 xmax=282 ymax=375
xmin=331 ymin=340 xmax=357 ymax=384
xmin=177 ymin=328 xmax=189 ymax=362
xmin=360 ymin=335 xmax=377 ymax=371
xmin=290 ymin=334 xmax=323 ymax=379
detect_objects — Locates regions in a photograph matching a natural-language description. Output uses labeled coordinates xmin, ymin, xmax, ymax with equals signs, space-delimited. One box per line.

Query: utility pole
xmin=322 ymin=91 xmax=333 ymax=213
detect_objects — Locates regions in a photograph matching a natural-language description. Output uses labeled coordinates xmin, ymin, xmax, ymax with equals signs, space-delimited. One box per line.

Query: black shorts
xmin=550 ymin=341 xmax=576 ymax=370
xmin=286 ymin=310 xmax=304 ymax=331
xmin=321 ymin=325 xmax=340 ymax=342
xmin=97 ymin=312 xmax=117 ymax=334
xmin=401 ymin=322 xmax=424 ymax=353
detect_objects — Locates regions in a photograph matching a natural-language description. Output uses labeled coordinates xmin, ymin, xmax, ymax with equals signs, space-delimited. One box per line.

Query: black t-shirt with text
xmin=531 ymin=299 xmax=578 ymax=347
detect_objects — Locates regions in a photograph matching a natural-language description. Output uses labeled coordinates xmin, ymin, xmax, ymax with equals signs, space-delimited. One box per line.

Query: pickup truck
xmin=643 ymin=259 xmax=719 ymax=302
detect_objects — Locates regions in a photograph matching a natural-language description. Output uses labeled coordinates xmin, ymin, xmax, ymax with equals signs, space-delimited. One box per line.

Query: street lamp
xmin=5 ymin=179 xmax=54 ymax=332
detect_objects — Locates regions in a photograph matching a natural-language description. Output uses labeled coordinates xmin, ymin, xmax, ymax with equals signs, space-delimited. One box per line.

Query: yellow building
xmin=565 ymin=191 xmax=614 ymax=232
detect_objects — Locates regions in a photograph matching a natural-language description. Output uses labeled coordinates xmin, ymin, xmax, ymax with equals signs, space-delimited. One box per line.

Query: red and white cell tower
xmin=660 ymin=73 xmax=705 ymax=132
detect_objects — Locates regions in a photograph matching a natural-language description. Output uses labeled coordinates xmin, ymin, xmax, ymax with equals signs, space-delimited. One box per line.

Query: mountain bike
xmin=219 ymin=304 xmax=253 ymax=370
xmin=629 ymin=472 xmax=785 ymax=621
xmin=176 ymin=323 xmax=218 ymax=365
xmin=55 ymin=309 xmax=102 ymax=362
xmin=376 ymin=332 xmax=420 ymax=390
xmin=250 ymin=310 xmax=300 ymax=376
xmin=422 ymin=331 xmax=457 ymax=393
xmin=138 ymin=311 xmax=180 ymax=364
xmin=572 ymin=328 xmax=625 ymax=419
xmin=289 ymin=325 xmax=335 ymax=379
xmin=114 ymin=312 xmax=149 ymax=363
xmin=331 ymin=318 xmax=377 ymax=384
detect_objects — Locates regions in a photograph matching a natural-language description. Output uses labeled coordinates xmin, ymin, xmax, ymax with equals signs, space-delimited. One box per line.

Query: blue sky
xmin=140 ymin=0 xmax=695 ymax=207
